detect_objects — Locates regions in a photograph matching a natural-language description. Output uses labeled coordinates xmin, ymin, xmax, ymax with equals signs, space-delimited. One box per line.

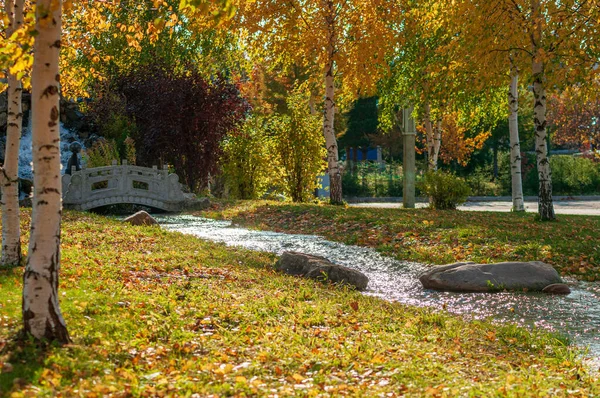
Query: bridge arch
xmin=62 ymin=160 xmax=187 ymax=212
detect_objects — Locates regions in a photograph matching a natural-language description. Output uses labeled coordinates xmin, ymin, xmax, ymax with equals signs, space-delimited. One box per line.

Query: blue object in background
xmin=346 ymin=148 xmax=379 ymax=161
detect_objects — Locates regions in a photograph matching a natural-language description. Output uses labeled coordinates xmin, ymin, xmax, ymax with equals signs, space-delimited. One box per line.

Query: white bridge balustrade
xmin=62 ymin=160 xmax=188 ymax=211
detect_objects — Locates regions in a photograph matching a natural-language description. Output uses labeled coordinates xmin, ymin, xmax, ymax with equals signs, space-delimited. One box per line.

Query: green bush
xmin=418 ymin=170 xmax=471 ymax=210
xmin=221 ymin=115 xmax=276 ymax=200
xmin=342 ymin=170 xmax=373 ymax=197
xmin=221 ymin=88 xmax=326 ymax=202
xmin=550 ymin=155 xmax=600 ymax=195
xmin=84 ymin=139 xmax=120 ymax=168
xmin=273 ymin=89 xmax=327 ymax=202
xmin=466 ymin=167 xmax=502 ymax=196
xmin=498 ymin=153 xmax=600 ymax=196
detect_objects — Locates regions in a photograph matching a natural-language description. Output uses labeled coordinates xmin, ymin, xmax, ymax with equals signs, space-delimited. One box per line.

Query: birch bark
xmin=508 ymin=61 xmax=525 ymax=212
xmin=424 ymin=101 xmax=435 ymax=171
xmin=22 ymin=0 xmax=70 ymax=343
xmin=323 ymin=1 xmax=342 ymax=204
xmin=531 ymin=0 xmax=555 ymax=221
xmin=1 ymin=0 xmax=24 ymax=267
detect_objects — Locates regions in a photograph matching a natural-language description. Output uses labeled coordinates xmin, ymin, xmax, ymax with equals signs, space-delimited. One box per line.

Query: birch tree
xmin=1 ymin=0 xmax=25 ymax=267
xmin=378 ymin=0 xmax=496 ymax=172
xmin=236 ymin=0 xmax=398 ymax=204
xmin=22 ymin=0 xmax=70 ymax=343
xmin=440 ymin=0 xmax=528 ymax=211
xmin=454 ymin=0 xmax=598 ymax=220
xmin=529 ymin=0 xmax=553 ymax=219
xmin=508 ymin=59 xmax=525 ymax=211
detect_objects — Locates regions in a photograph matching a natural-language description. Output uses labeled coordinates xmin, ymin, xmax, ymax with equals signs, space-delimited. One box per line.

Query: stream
xmin=158 ymin=214 xmax=600 ymax=366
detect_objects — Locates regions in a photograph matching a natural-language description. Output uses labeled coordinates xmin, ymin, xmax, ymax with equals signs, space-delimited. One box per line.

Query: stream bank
xmin=158 ymin=215 xmax=600 ymax=367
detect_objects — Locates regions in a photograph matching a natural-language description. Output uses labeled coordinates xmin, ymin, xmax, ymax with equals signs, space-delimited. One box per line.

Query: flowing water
xmin=158 ymin=214 xmax=600 ymax=366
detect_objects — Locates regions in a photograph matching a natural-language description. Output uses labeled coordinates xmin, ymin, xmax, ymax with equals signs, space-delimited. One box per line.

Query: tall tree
xmin=236 ymin=0 xmax=398 ymax=204
xmin=548 ymin=86 xmax=600 ymax=152
xmin=61 ymin=0 xmax=244 ymax=98
xmin=508 ymin=58 xmax=525 ymax=211
xmin=1 ymin=0 xmax=25 ymax=267
xmin=22 ymin=0 xmax=70 ymax=343
xmin=378 ymin=0 xmax=499 ymax=172
xmin=453 ymin=0 xmax=598 ymax=220
xmin=111 ymin=63 xmax=249 ymax=192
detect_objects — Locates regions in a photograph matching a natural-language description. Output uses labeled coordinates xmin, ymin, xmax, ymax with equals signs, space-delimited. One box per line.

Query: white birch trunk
xmin=1 ymin=0 xmax=24 ymax=267
xmin=432 ymin=118 xmax=442 ymax=170
xmin=323 ymin=5 xmax=342 ymax=204
xmin=508 ymin=64 xmax=525 ymax=212
xmin=22 ymin=0 xmax=70 ymax=343
xmin=324 ymin=60 xmax=342 ymax=204
xmin=424 ymin=101 xmax=435 ymax=171
xmin=531 ymin=0 xmax=555 ymax=221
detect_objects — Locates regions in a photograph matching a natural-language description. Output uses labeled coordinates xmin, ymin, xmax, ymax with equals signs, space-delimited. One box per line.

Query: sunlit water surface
xmin=158 ymin=215 xmax=600 ymax=367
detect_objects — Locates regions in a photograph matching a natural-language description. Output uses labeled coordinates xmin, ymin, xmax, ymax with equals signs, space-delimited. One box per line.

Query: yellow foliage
xmin=438 ymin=113 xmax=491 ymax=167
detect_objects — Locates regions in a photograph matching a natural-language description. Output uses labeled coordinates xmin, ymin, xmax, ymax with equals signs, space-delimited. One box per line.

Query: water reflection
xmin=158 ymin=215 xmax=600 ymax=366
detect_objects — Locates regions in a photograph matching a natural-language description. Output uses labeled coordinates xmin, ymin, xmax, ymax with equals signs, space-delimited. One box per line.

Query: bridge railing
xmin=62 ymin=160 xmax=187 ymax=211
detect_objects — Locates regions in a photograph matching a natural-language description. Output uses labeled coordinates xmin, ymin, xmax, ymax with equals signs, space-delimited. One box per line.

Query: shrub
xmin=85 ymin=86 xmax=138 ymax=160
xmin=550 ymin=155 xmax=600 ymax=195
xmin=221 ymin=115 xmax=276 ymax=200
xmin=221 ymin=88 xmax=326 ymax=202
xmin=272 ymin=88 xmax=327 ymax=202
xmin=85 ymin=139 xmax=120 ymax=168
xmin=466 ymin=167 xmax=502 ymax=196
xmin=418 ymin=170 xmax=471 ymax=210
xmin=123 ymin=137 xmax=137 ymax=165
xmin=498 ymin=153 xmax=600 ymax=196
xmin=103 ymin=62 xmax=249 ymax=192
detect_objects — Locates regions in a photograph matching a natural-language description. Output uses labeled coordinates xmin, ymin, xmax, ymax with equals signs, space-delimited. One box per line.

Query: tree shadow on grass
xmin=0 ymin=267 xmax=46 ymax=397
xmin=0 ymin=333 xmax=49 ymax=397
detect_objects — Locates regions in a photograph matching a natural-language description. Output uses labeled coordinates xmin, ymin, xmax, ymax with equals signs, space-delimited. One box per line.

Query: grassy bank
xmin=200 ymin=201 xmax=600 ymax=281
xmin=0 ymin=211 xmax=598 ymax=396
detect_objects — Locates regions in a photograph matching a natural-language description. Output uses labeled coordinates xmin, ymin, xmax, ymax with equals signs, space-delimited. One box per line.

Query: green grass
xmin=0 ymin=210 xmax=598 ymax=396
xmin=199 ymin=201 xmax=600 ymax=281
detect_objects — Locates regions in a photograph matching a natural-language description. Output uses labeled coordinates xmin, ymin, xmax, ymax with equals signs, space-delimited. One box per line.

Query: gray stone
xmin=123 ymin=211 xmax=158 ymax=226
xmin=275 ymin=252 xmax=369 ymax=291
xmin=419 ymin=261 xmax=562 ymax=293
xmin=542 ymin=283 xmax=571 ymax=295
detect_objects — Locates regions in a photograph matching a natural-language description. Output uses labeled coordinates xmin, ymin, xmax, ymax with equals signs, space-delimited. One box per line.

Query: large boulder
xmin=123 ymin=211 xmax=158 ymax=226
xmin=275 ymin=252 xmax=369 ymax=291
xmin=419 ymin=261 xmax=563 ymax=293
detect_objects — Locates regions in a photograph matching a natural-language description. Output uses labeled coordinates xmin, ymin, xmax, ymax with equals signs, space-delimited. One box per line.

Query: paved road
xmin=350 ymin=199 xmax=600 ymax=216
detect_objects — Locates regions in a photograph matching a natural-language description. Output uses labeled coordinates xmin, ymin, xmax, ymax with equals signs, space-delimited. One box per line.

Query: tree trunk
xmin=432 ymin=118 xmax=442 ymax=169
xmin=531 ymin=0 xmax=555 ymax=221
xmin=22 ymin=0 xmax=70 ymax=343
xmin=508 ymin=64 xmax=525 ymax=212
xmin=424 ymin=101 xmax=435 ymax=171
xmin=1 ymin=0 xmax=24 ymax=267
xmin=323 ymin=33 xmax=342 ymax=204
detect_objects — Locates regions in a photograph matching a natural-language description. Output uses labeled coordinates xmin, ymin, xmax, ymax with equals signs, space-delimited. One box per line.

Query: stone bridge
xmin=62 ymin=160 xmax=189 ymax=211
